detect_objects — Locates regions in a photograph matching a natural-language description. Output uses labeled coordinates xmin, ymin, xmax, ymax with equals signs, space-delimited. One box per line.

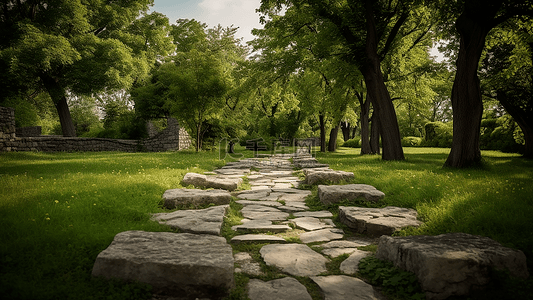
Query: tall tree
xmin=481 ymin=20 xmax=533 ymax=157
xmin=433 ymin=0 xmax=533 ymax=167
xmin=0 ymin=1 xmax=173 ymax=136
xmin=259 ymin=0 xmax=433 ymax=160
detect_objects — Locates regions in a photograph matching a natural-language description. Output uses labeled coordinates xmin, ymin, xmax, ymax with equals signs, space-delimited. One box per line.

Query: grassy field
xmin=315 ymin=148 xmax=533 ymax=266
xmin=0 ymin=147 xmax=532 ymax=299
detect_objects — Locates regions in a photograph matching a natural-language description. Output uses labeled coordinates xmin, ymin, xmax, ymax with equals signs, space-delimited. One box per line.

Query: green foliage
xmin=358 ymin=256 xmax=425 ymax=300
xmin=69 ymin=96 xmax=102 ymax=137
xmin=402 ymin=136 xmax=423 ymax=147
xmin=480 ymin=116 xmax=523 ymax=153
xmin=343 ymin=138 xmax=361 ymax=148
xmin=422 ymin=121 xmax=453 ymax=147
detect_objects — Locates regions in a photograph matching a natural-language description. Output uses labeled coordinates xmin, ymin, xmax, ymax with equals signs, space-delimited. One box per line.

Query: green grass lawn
xmin=0 ymin=150 xmax=235 ymax=300
xmin=315 ymin=147 xmax=533 ymax=267
xmin=0 ymin=147 xmax=532 ymax=299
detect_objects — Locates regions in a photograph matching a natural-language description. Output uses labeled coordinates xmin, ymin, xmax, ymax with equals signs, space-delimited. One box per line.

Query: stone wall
xmin=0 ymin=107 xmax=191 ymax=152
xmin=0 ymin=106 xmax=16 ymax=139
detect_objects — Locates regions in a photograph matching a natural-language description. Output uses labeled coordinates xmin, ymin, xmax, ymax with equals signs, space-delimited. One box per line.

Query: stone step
xmin=310 ymin=275 xmax=382 ymax=300
xmin=232 ymin=219 xmax=292 ymax=233
xmin=291 ymin=217 xmax=334 ymax=231
xmin=260 ymin=243 xmax=329 ymax=276
xmin=319 ymin=184 xmax=385 ymax=205
xmin=304 ymin=168 xmax=354 ymax=185
xmin=300 ymin=228 xmax=345 ymax=244
xmin=339 ymin=206 xmax=422 ymax=236
xmin=247 ymin=277 xmax=312 ymax=300
xmin=92 ymin=231 xmax=234 ymax=299
xmin=151 ymin=205 xmax=228 ymax=235
xmin=181 ymin=172 xmax=243 ymax=191
xmin=376 ymin=232 xmax=530 ymax=300
xmin=162 ymin=188 xmax=231 ymax=209
xmin=231 ymin=234 xmax=287 ymax=244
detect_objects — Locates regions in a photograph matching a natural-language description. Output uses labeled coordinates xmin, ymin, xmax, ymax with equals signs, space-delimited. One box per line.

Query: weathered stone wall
xmin=0 ymin=106 xmax=16 ymax=139
xmin=16 ymin=126 xmax=42 ymax=137
xmin=0 ymin=107 xmax=191 ymax=152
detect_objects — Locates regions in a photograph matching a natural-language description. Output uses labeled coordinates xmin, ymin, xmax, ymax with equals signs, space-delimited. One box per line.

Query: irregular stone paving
xmin=151 ymin=205 xmax=228 ymax=235
xmin=92 ymin=231 xmax=234 ymax=299
xmin=310 ymin=275 xmax=383 ymax=300
xmin=319 ymin=184 xmax=385 ymax=204
xmin=94 ymin=153 xmax=527 ymax=300
xmin=304 ymin=168 xmax=355 ymax=185
xmin=339 ymin=206 xmax=422 ymax=236
xmin=247 ymin=277 xmax=312 ymax=300
xmin=376 ymin=233 xmax=530 ymax=300
xmin=162 ymin=188 xmax=231 ymax=208
xmin=181 ymin=172 xmax=243 ymax=191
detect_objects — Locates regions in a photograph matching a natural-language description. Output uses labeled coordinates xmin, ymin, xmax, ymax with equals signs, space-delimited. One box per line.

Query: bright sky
xmin=150 ymin=0 xmax=263 ymax=43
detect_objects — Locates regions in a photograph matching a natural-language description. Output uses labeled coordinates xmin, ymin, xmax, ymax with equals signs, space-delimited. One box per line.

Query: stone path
xmin=92 ymin=153 xmax=529 ymax=300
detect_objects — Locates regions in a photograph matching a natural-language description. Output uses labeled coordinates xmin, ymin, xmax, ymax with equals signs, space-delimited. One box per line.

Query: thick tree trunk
xmin=40 ymin=73 xmax=76 ymax=137
xmin=328 ymin=122 xmax=340 ymax=152
xmin=444 ymin=9 xmax=493 ymax=167
xmin=370 ymin=112 xmax=381 ymax=155
xmin=362 ymin=1 xmax=404 ymax=161
xmin=359 ymin=93 xmax=372 ymax=154
xmin=498 ymin=92 xmax=533 ymax=158
xmin=319 ymin=114 xmax=326 ymax=152
xmin=341 ymin=121 xmax=352 ymax=141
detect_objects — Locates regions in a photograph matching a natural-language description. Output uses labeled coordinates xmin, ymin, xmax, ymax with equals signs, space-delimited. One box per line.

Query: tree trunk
xmin=319 ymin=113 xmax=326 ymax=152
xmin=359 ymin=93 xmax=372 ymax=154
xmin=444 ymin=7 xmax=494 ymax=167
xmin=328 ymin=122 xmax=340 ymax=152
xmin=497 ymin=92 xmax=533 ymax=158
xmin=362 ymin=1 xmax=404 ymax=161
xmin=196 ymin=122 xmax=202 ymax=152
xmin=370 ymin=112 xmax=381 ymax=154
xmin=40 ymin=73 xmax=76 ymax=137
xmin=341 ymin=121 xmax=351 ymax=141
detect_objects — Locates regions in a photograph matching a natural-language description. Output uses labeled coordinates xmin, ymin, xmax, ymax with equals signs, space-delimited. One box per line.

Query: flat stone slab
xmin=260 ymin=244 xmax=329 ymax=276
xmin=236 ymin=200 xmax=282 ymax=207
xmin=300 ymin=228 xmax=344 ymax=244
xmin=376 ymin=233 xmax=530 ymax=300
xmin=304 ymin=169 xmax=354 ymax=185
xmin=339 ymin=250 xmax=371 ymax=275
xmin=247 ymin=277 xmax=312 ymax=300
xmin=214 ymin=168 xmax=250 ymax=175
xmin=92 ymin=231 xmax=234 ymax=299
xmin=292 ymin=217 xmax=333 ymax=231
xmin=183 ymin=172 xmax=242 ymax=191
xmin=319 ymin=184 xmax=385 ymax=205
xmin=271 ymin=188 xmax=312 ymax=195
xmin=234 ymin=252 xmax=263 ymax=276
xmin=278 ymin=193 xmax=308 ymax=202
xmin=241 ymin=205 xmax=289 ymax=221
xmin=339 ymin=206 xmax=422 ymax=236
xmin=293 ymin=210 xmax=333 ymax=218
xmin=232 ymin=219 xmax=291 ymax=233
xmin=162 ymin=188 xmax=231 ymax=209
xmin=231 ymin=234 xmax=286 ymax=244
xmin=320 ymin=240 xmax=371 ymax=258
xmin=278 ymin=205 xmax=307 ymax=213
xmin=151 ymin=205 xmax=228 ymax=235
xmin=237 ymin=191 xmax=270 ymax=200
xmin=310 ymin=275 xmax=380 ymax=300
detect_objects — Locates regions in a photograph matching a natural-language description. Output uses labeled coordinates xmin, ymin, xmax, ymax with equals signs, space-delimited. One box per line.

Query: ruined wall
xmin=0 ymin=107 xmax=191 ymax=152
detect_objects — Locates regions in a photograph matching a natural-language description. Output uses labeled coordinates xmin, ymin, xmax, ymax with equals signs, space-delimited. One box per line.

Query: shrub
xmin=343 ymin=138 xmax=361 ymax=148
xmin=402 ymin=136 xmax=422 ymax=147
xmin=480 ymin=116 xmax=523 ymax=153
xmin=422 ymin=122 xmax=453 ymax=148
